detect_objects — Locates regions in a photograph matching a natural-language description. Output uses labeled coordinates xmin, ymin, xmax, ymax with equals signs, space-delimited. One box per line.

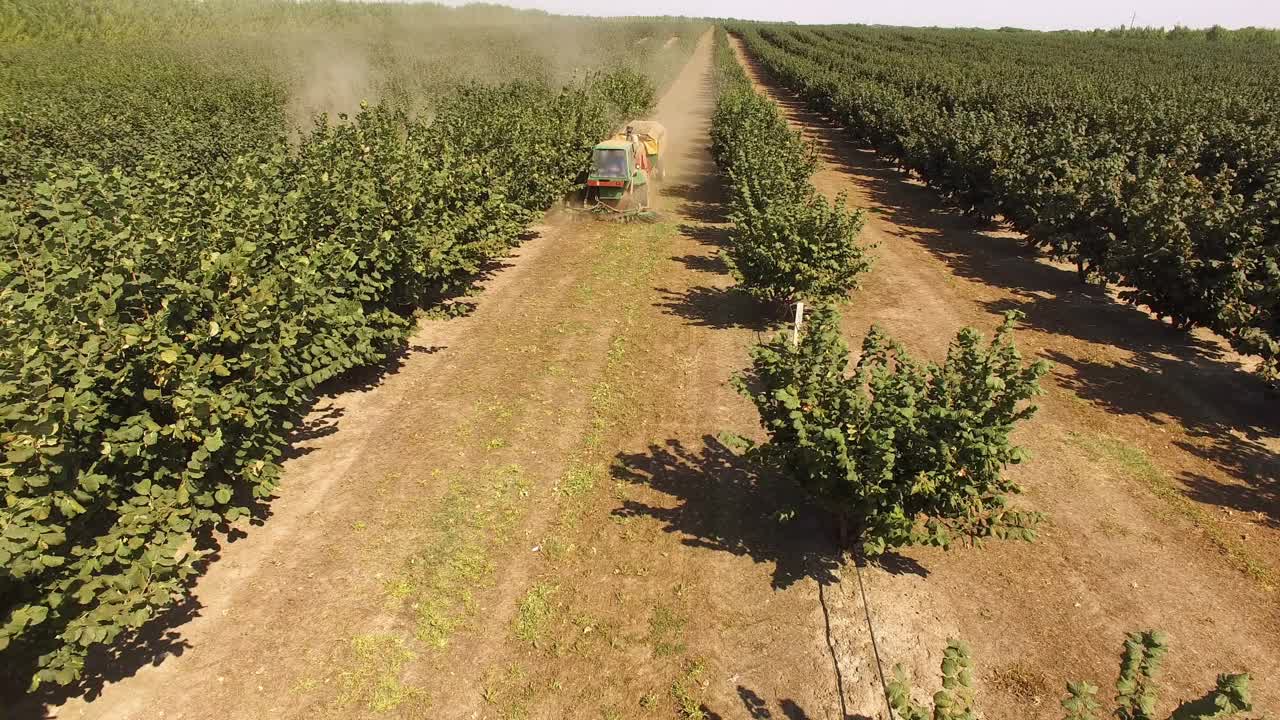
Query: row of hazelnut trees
xmin=708 ymin=28 xmax=1257 ymax=718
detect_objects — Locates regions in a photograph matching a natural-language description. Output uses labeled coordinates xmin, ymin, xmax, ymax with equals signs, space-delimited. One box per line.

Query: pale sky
xmin=443 ymin=0 xmax=1280 ymax=30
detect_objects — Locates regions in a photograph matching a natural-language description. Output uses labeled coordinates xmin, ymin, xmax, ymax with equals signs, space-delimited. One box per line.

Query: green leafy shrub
xmin=893 ymin=632 xmax=1255 ymax=720
xmin=735 ymin=306 xmax=1049 ymax=555
xmin=588 ymin=65 xmax=657 ymax=122
xmin=709 ymin=29 xmax=868 ymax=305
xmin=889 ymin=641 xmax=978 ymax=720
xmin=726 ymin=187 xmax=870 ymax=305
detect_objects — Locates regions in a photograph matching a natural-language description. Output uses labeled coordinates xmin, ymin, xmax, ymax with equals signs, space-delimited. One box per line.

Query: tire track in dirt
xmin=729 ymin=34 xmax=1280 ymax=719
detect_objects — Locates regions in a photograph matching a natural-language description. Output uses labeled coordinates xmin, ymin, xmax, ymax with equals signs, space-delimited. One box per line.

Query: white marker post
xmin=792 ymin=301 xmax=805 ymax=348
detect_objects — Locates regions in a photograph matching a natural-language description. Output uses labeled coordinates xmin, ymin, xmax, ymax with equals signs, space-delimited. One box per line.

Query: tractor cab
xmin=590 ymin=141 xmax=632 ymax=183
xmin=581 ymin=121 xmax=664 ymax=219
xmin=586 ymin=138 xmax=648 ymax=210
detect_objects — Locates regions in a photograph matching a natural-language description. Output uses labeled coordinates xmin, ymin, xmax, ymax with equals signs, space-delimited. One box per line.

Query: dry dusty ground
xmin=14 ymin=27 xmax=1279 ymax=720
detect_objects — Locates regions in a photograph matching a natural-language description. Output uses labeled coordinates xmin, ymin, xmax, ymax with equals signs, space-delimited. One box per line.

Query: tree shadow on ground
xmin=2 ymin=588 xmax=204 ymax=719
xmin=1042 ymin=348 xmax=1280 ymax=529
xmin=655 ymin=284 xmax=774 ymax=332
xmin=871 ymin=550 xmax=929 ymax=578
xmin=738 ymin=48 xmax=1280 ymax=530
xmin=655 ymin=221 xmax=774 ymax=332
xmin=721 ymin=685 xmax=871 ymax=720
xmin=664 ymin=179 xmax=730 ymax=224
xmin=612 ymin=435 xmax=839 ymax=589
xmin=1181 ymin=468 xmax=1278 ymax=531
xmin=280 ymin=343 xmax=444 ymax=461
xmin=612 ymin=435 xmax=927 ymax=590
xmin=671 ymin=251 xmax=730 ymax=276
xmin=679 ymin=220 xmax=731 ymax=249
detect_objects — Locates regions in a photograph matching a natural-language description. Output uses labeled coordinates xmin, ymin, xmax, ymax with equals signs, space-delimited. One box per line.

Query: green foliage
xmin=0 ymin=44 xmax=287 ymax=192
xmin=1116 ymin=630 xmax=1169 ymax=720
xmin=0 ymin=87 xmax=603 ymax=690
xmin=1194 ymin=674 xmax=1255 ymax=720
xmin=890 ymin=632 xmax=1256 ymax=720
xmin=1063 ymin=681 xmax=1103 ymax=720
xmin=1110 ymin=632 xmax=1255 ymax=720
xmin=735 ymin=306 xmax=1048 ymax=555
xmin=0 ymin=2 xmax=698 ymax=694
xmin=735 ymin=24 xmax=1280 ymax=384
xmin=709 ymin=29 xmax=868 ymax=304
xmin=589 ymin=66 xmax=658 ymax=122
xmin=888 ymin=641 xmax=978 ymax=720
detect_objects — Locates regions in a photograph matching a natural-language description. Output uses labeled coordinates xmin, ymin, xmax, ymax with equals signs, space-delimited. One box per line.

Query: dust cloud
xmin=289 ymin=39 xmax=381 ymax=127
xmin=176 ymin=5 xmax=697 ymax=134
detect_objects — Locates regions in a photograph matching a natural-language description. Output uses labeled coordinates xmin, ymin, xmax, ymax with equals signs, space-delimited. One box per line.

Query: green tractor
xmin=584 ymin=121 xmax=666 ymax=220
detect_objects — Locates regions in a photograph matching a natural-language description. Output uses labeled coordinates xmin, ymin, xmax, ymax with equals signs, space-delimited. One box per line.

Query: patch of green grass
xmin=560 ymin=462 xmax=602 ymax=499
xmin=385 ymin=577 xmax=414 ymax=601
xmin=1071 ymin=432 xmax=1160 ymax=481
xmin=334 ymin=634 xmax=428 ymax=713
xmin=539 ymin=533 xmax=574 ymax=562
xmin=308 ymin=222 xmax=674 ymax=713
xmin=560 ymin=225 xmax=661 ymax=463
xmin=1070 ymin=431 xmax=1275 ymax=590
xmin=648 ymin=603 xmax=688 ymax=657
xmin=671 ymin=659 xmax=709 ymax=720
xmin=481 ymin=664 xmax=535 ymax=720
xmin=513 ymin=582 xmax=559 ymax=646
xmin=610 ymin=511 xmax=648 ymax=543
xmin=574 ymin=283 xmax=598 ymax=305
xmin=484 ymin=399 xmax=515 ymax=421
xmin=548 ymin=232 xmax=664 ymax=510
xmin=380 ymin=463 xmax=531 ymax=648
xmin=567 ymin=611 xmax=622 ymax=653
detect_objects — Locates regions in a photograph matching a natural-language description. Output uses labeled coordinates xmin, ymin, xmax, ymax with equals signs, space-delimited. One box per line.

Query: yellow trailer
xmin=610 ymin=120 xmax=667 ymax=180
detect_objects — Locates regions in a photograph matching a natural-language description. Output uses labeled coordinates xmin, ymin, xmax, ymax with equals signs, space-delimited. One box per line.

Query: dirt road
xmin=21 ymin=27 xmax=1279 ymax=720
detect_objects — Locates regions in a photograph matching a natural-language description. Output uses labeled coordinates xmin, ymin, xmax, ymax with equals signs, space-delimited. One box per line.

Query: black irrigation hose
xmin=818 ymin=579 xmax=851 ymax=719
xmin=852 ymin=547 xmax=896 ymax=720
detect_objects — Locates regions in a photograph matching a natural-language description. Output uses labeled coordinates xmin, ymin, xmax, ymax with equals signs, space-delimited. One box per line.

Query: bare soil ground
xmin=17 ymin=28 xmax=1278 ymax=720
